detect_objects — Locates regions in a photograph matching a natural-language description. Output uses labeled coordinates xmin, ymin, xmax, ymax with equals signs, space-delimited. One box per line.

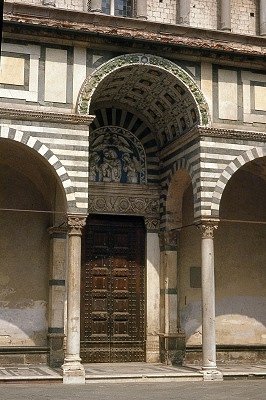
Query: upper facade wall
xmin=6 ymin=0 xmax=262 ymax=36
xmin=0 ymin=40 xmax=265 ymax=132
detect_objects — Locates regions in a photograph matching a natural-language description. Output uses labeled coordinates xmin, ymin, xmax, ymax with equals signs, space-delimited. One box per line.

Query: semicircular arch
xmin=211 ymin=146 xmax=266 ymax=217
xmin=0 ymin=126 xmax=77 ymax=211
xmin=77 ymin=53 xmax=211 ymax=133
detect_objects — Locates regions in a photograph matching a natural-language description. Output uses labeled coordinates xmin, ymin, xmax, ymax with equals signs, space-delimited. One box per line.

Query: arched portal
xmin=0 ymin=138 xmax=67 ymax=363
xmin=77 ymin=54 xmax=210 ymax=364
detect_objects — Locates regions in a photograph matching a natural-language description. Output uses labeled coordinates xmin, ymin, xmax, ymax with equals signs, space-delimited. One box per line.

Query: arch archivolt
xmin=77 ymin=53 xmax=211 ymax=130
xmin=0 ymin=126 xmax=76 ymax=210
xmin=211 ymin=146 xmax=266 ymax=217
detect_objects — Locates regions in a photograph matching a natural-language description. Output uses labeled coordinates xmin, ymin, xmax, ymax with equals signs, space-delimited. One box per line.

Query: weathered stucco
xmin=179 ymin=167 xmax=266 ymax=346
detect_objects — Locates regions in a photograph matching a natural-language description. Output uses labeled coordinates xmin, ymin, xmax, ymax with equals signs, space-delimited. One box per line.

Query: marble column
xmin=62 ymin=215 xmax=87 ymax=385
xmin=220 ymin=0 xmax=231 ymax=31
xmin=90 ymin=0 xmax=102 ymax=12
xmin=200 ymin=221 xmax=223 ymax=381
xmin=260 ymin=0 xmax=266 ymax=36
xmin=179 ymin=0 xmax=191 ymax=25
xmin=145 ymin=218 xmax=160 ymax=362
xmin=48 ymin=226 xmax=67 ymax=368
xmin=159 ymin=229 xmax=185 ymax=365
xmin=136 ymin=0 xmax=147 ymax=19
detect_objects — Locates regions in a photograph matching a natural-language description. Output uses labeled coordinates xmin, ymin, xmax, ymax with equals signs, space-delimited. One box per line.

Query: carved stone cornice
xmin=198 ymin=221 xmax=219 ymax=239
xmin=198 ymin=126 xmax=266 ymax=142
xmin=0 ymin=107 xmax=94 ymax=125
xmin=88 ymin=182 xmax=160 ymax=220
xmin=67 ymin=215 xmax=87 ymax=236
xmin=159 ymin=229 xmax=180 ymax=250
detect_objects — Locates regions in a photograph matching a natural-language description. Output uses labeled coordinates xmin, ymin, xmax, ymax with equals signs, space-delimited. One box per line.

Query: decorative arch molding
xmin=77 ymin=53 xmax=211 ymax=127
xmin=211 ymin=146 xmax=266 ymax=217
xmin=0 ymin=126 xmax=76 ymax=210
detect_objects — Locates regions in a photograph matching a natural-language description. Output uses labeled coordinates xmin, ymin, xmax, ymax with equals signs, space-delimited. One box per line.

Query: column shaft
xmin=201 ymin=226 xmax=217 ymax=370
xmin=179 ymin=0 xmax=191 ymax=25
xmin=62 ymin=215 xmax=86 ymax=385
xmin=136 ymin=0 xmax=147 ymax=19
xmin=90 ymin=0 xmax=102 ymax=12
xmin=220 ymin=0 xmax=231 ymax=31
xmin=260 ymin=0 xmax=266 ymax=36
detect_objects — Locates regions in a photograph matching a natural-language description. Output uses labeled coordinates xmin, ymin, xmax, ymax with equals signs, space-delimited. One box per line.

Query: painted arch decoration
xmin=89 ymin=126 xmax=146 ymax=184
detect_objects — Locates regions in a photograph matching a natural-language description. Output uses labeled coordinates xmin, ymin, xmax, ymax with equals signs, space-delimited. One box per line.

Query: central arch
xmin=77 ymin=53 xmax=211 ymax=147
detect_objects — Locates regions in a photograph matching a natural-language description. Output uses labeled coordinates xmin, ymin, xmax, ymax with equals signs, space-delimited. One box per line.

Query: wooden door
xmin=81 ymin=215 xmax=145 ymax=363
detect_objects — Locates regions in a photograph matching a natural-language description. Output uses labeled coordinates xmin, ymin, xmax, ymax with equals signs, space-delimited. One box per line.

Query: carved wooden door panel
xmin=81 ymin=215 xmax=145 ymax=363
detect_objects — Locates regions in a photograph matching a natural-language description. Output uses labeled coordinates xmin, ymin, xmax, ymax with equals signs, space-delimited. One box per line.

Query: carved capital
xmin=199 ymin=221 xmax=218 ymax=239
xmin=159 ymin=229 xmax=180 ymax=250
xmin=145 ymin=217 xmax=160 ymax=232
xmin=48 ymin=225 xmax=68 ymax=237
xmin=67 ymin=215 xmax=87 ymax=236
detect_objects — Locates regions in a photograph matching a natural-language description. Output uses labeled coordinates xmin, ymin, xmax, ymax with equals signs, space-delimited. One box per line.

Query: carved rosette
xmin=67 ymin=215 xmax=87 ymax=236
xmin=199 ymin=221 xmax=218 ymax=239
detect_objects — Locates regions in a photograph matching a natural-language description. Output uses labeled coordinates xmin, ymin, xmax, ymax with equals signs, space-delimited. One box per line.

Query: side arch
xmin=77 ymin=53 xmax=211 ymax=127
xmin=0 ymin=126 xmax=77 ymax=210
xmin=211 ymin=146 xmax=266 ymax=217
xmin=160 ymin=157 xmax=196 ymax=230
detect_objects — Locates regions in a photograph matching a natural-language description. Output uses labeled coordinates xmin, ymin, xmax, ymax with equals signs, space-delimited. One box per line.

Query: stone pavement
xmin=0 ymin=362 xmax=266 ymax=383
xmin=0 ymin=380 xmax=266 ymax=400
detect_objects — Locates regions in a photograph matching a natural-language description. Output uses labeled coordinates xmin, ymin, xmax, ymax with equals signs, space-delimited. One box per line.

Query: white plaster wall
xmin=0 ymin=156 xmax=50 ymax=347
xmin=179 ymin=169 xmax=266 ymax=346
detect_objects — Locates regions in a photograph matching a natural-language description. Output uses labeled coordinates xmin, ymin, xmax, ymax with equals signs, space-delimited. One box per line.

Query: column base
xmin=62 ymin=359 xmax=85 ymax=384
xmin=146 ymin=334 xmax=160 ymax=363
xmin=201 ymin=368 xmax=223 ymax=381
xmin=48 ymin=333 xmax=65 ymax=368
xmin=159 ymin=332 xmax=186 ymax=365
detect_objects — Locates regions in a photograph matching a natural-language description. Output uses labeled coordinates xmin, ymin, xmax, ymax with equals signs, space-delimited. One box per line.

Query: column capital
xmin=67 ymin=214 xmax=87 ymax=236
xmin=198 ymin=220 xmax=219 ymax=239
xmin=48 ymin=225 xmax=68 ymax=238
xmin=159 ymin=229 xmax=180 ymax=251
xmin=145 ymin=217 xmax=160 ymax=233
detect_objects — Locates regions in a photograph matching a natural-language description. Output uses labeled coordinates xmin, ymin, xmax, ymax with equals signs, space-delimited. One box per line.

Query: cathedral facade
xmin=0 ymin=0 xmax=265 ymax=383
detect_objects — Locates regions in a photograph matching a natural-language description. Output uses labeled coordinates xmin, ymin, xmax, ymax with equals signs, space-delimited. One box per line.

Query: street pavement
xmin=0 ymin=380 xmax=265 ymax=400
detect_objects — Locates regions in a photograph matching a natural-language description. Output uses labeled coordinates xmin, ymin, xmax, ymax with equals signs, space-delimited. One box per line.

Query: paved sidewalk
xmin=0 ymin=380 xmax=266 ymax=400
xmin=0 ymin=362 xmax=265 ymax=383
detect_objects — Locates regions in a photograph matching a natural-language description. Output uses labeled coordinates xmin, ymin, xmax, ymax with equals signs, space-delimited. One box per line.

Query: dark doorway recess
xmin=81 ymin=214 xmax=146 ymax=362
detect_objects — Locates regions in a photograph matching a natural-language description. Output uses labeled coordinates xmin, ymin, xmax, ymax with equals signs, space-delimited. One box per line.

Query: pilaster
xmin=260 ymin=0 xmax=266 ymax=36
xmin=136 ymin=0 xmax=147 ymax=19
xmin=145 ymin=217 xmax=160 ymax=362
xmin=48 ymin=226 xmax=67 ymax=368
xmin=179 ymin=0 xmax=191 ymax=25
xmin=159 ymin=229 xmax=185 ymax=365
xmin=220 ymin=0 xmax=231 ymax=31
xmin=90 ymin=0 xmax=102 ymax=13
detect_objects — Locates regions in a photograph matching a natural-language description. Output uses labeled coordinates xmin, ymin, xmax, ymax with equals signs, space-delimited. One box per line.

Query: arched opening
xmin=78 ymin=54 xmax=209 ymax=363
xmin=0 ymin=139 xmax=67 ymax=355
xmin=214 ymin=156 xmax=266 ymax=358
